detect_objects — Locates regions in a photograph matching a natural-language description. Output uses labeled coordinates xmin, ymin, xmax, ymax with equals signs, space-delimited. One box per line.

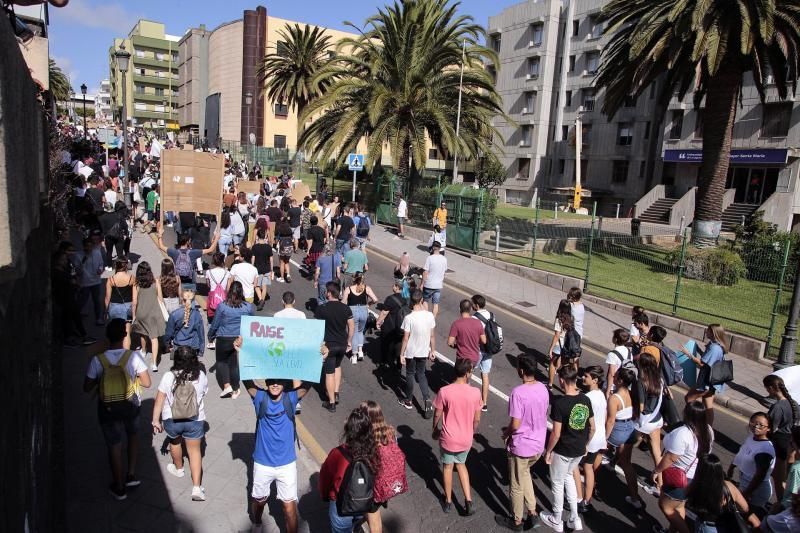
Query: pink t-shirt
xmin=433 ymin=382 xmax=482 ymax=453
xmin=507 ymin=381 xmax=550 ymax=457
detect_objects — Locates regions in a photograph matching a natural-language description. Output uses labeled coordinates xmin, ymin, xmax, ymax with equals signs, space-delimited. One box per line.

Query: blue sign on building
xmin=664 ymin=148 xmax=788 ymax=165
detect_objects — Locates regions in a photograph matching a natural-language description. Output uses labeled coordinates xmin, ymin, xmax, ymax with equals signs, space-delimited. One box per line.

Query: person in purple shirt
xmin=495 ymin=353 xmax=550 ymax=531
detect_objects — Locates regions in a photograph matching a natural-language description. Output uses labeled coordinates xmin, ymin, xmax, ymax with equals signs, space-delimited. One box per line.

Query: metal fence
xmin=486 ymin=201 xmax=796 ymax=358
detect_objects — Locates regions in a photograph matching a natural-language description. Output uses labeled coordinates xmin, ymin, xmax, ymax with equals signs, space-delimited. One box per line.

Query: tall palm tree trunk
xmin=295 ymin=102 xmax=306 ymax=170
xmin=693 ymin=59 xmax=741 ymax=246
xmin=397 ymin=142 xmax=411 ymax=199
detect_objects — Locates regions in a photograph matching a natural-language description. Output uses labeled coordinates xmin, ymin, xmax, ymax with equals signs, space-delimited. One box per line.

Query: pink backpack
xmin=207 ymin=271 xmax=227 ymax=318
xmin=373 ymin=442 xmax=408 ymax=503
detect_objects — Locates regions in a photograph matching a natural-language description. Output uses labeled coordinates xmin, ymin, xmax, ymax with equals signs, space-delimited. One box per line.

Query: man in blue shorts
xmin=421 ymin=241 xmax=447 ymax=318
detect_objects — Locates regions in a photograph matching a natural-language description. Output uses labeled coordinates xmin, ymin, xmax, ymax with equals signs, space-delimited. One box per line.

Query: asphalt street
xmin=164 ymin=227 xmax=752 ymax=533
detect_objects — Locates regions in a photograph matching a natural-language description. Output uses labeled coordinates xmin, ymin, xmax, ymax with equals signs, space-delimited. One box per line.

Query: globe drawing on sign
xmin=267 ymin=341 xmax=286 ymax=357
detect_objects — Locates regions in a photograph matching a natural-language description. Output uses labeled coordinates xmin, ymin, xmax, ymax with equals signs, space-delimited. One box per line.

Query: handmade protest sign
xmin=160 ymin=149 xmax=225 ymax=220
xmin=239 ymin=316 xmax=325 ymax=383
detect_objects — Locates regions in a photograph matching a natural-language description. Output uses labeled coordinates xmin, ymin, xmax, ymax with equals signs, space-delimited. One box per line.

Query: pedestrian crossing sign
xmin=348 ymin=153 xmax=364 ymax=171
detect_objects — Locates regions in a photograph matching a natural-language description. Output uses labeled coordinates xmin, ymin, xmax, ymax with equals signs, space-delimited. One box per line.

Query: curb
xmin=368 ymin=241 xmax=760 ymax=420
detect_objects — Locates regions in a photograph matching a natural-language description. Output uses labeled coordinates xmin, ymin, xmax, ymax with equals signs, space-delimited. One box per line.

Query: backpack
xmin=373 ymin=442 xmax=408 ymax=503
xmin=561 ymin=328 xmax=582 ymax=359
xmin=279 ymin=236 xmax=294 ymax=256
xmin=171 ymin=372 xmax=199 ymax=420
xmin=475 ymin=312 xmax=503 ymax=355
xmin=175 ymin=249 xmax=193 ymax=278
xmin=610 ymin=349 xmax=637 ymax=374
xmin=258 ymin=391 xmax=300 ymax=449
xmin=98 ymin=350 xmax=138 ymax=417
xmin=336 ymin=446 xmax=375 ymax=516
xmin=356 ymin=215 xmax=371 ymax=237
xmin=658 ymin=344 xmax=684 ymax=386
xmin=207 ymin=271 xmax=227 ymax=318
xmin=391 ymin=294 xmax=411 ymax=336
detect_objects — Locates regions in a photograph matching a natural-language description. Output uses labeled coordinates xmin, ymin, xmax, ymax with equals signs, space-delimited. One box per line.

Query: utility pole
xmin=775 ymin=258 xmax=800 ymax=369
xmin=452 ymin=38 xmax=466 ymax=184
xmin=115 ymin=44 xmax=131 ymax=181
xmin=574 ymin=106 xmax=584 ymax=211
xmin=81 ymin=83 xmax=88 ymax=138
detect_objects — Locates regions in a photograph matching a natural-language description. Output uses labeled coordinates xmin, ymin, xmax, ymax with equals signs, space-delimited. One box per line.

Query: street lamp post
xmin=80 ymin=83 xmax=88 ymax=138
xmin=775 ymin=261 xmax=800 ymax=369
xmin=69 ymin=89 xmax=75 ymax=122
xmin=244 ymin=92 xmax=253 ymax=167
xmin=162 ymin=99 xmax=168 ymax=139
xmin=115 ymin=44 xmax=131 ymax=181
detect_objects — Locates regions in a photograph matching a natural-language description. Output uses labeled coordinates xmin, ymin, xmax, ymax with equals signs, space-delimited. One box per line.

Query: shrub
xmin=678 ymin=247 xmax=747 ymax=286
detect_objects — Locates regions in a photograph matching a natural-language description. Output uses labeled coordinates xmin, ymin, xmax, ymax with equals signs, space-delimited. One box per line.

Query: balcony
xmin=133 ymin=56 xmax=178 ymax=70
xmin=133 ymin=73 xmax=177 ymax=86
xmin=132 ymin=109 xmax=178 ymax=121
xmin=133 ymin=92 xmax=174 ymax=103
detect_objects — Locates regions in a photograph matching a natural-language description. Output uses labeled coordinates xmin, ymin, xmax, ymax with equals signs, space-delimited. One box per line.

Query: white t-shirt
xmin=86 ymin=349 xmax=149 ymax=406
xmin=605 ymin=345 xmax=632 ymax=366
xmin=629 ymin=323 xmax=640 ymax=339
xmin=230 ymin=211 xmax=246 ymax=235
xmin=570 ymin=302 xmax=585 ymax=337
xmin=230 ymin=262 xmax=259 ymax=299
xmin=552 ymin=318 xmax=566 ymax=354
xmin=663 ymin=425 xmax=715 ymax=479
xmin=423 ymin=254 xmax=448 ymax=290
xmin=104 ymin=189 xmax=118 ymax=208
xmin=274 ymin=308 xmax=306 ymax=319
xmin=586 ymin=389 xmax=608 ymax=453
xmin=401 ymin=310 xmax=436 ymax=358
xmin=397 ymin=199 xmax=407 ymax=218
xmin=733 ymin=435 xmax=776 ymax=479
xmin=157 ymin=370 xmax=209 ymax=421
xmin=206 ymin=267 xmax=231 ymax=291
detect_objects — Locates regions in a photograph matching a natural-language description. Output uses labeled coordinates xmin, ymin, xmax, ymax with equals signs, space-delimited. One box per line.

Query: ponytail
xmin=781 ymin=382 xmax=800 ymax=426
xmin=181 ymin=288 xmax=196 ymax=329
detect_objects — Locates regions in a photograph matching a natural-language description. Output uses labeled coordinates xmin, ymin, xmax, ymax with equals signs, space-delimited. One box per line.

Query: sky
xmin=46 ymin=0 xmax=498 ymax=96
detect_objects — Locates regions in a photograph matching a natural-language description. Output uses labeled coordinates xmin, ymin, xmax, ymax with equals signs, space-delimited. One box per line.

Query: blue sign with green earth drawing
xmin=239 ymin=317 xmax=325 ymax=383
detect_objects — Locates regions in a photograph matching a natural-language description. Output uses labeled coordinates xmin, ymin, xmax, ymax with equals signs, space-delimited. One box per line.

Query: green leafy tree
xmin=300 ymin=0 xmax=505 ymax=192
xmin=258 ymin=24 xmax=334 ymax=151
xmin=475 ymin=155 xmax=507 ymax=191
xmin=48 ymin=58 xmax=72 ymax=103
xmin=595 ymin=0 xmax=800 ymax=244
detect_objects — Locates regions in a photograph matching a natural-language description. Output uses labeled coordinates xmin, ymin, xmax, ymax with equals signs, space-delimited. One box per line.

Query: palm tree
xmin=595 ymin=0 xmax=800 ymax=244
xmin=48 ymin=58 xmax=72 ymax=103
xmin=300 ymin=0 xmax=504 ymax=191
xmin=258 ymin=24 xmax=334 ymax=152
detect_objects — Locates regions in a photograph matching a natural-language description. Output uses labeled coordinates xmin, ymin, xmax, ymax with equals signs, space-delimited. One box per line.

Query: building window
xmin=644 ymin=121 xmax=651 ymax=140
xmin=589 ymin=16 xmax=603 ymax=38
xmin=583 ymin=88 xmax=596 ymax=111
xmin=531 ymin=23 xmax=543 ymax=46
xmin=612 ymin=160 xmax=629 ymax=183
xmin=558 ymin=159 xmax=565 ymax=175
xmin=586 ymin=52 xmax=600 ymax=74
xmin=527 ymin=58 xmax=540 ymax=78
xmin=694 ymin=109 xmax=704 ymax=139
xmin=156 ymin=52 xmax=166 ymax=61
xmin=518 ymin=158 xmax=531 ymax=179
xmin=491 ymin=35 xmax=501 ymax=52
xmin=573 ymin=20 xmax=580 ymax=36
xmin=669 ymin=110 xmax=684 ymax=139
xmin=565 ymin=90 xmax=572 ymax=107
xmin=171 ymin=53 xmax=178 ymax=63
xmin=155 ymin=87 xmax=164 ymax=96
xmin=562 ymin=125 xmax=569 ymax=139
xmin=568 ymin=55 xmax=576 ymax=73
xmin=624 ymin=95 xmax=636 ymax=107
xmin=617 ymin=123 xmax=633 ymax=146
xmin=524 ymin=91 xmax=536 ymax=113
xmin=639 ymin=161 xmax=646 ymax=178
xmin=274 ymin=103 xmax=289 ymax=116
xmin=134 ymin=103 xmax=146 ymax=111
xmin=429 ymin=148 xmax=439 ymax=160
xmin=761 ymin=102 xmax=792 ymax=137
xmin=138 ymin=68 xmax=145 ymax=76
xmin=274 ymin=135 xmax=287 ymax=149
xmin=521 ymin=125 xmax=532 ymax=146
xmin=136 ymin=50 xmax=145 ymax=58
xmin=134 ymin=85 xmax=145 ymax=94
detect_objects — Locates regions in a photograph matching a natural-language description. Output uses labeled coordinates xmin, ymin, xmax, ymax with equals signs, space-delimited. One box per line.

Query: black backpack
xmin=336 ymin=446 xmax=375 ymax=516
xmin=561 ymin=328 xmax=582 ymax=358
xmin=475 ymin=312 xmax=503 ymax=355
xmin=356 ymin=215 xmax=370 ymax=237
xmin=657 ymin=344 xmax=684 ymax=386
xmin=390 ymin=294 xmax=411 ymax=336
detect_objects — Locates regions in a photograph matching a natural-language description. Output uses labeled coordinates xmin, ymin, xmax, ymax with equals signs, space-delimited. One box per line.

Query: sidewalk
xmin=369 ymin=225 xmax=771 ymax=417
xmin=63 ymin=229 xmax=329 ymax=533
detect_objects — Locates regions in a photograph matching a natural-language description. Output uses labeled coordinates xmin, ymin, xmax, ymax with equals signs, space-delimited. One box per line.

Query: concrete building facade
xmin=95 ymin=79 xmax=112 ymax=121
xmin=109 ymin=20 xmax=181 ymax=131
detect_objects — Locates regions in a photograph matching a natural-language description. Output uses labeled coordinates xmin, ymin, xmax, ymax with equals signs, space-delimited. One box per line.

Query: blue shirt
xmin=316 ymin=254 xmax=342 ymax=284
xmin=207 ymin=301 xmax=254 ymax=339
xmin=253 ymin=390 xmax=298 ymax=467
xmin=164 ymin=307 xmax=206 ymax=355
xmin=698 ymin=341 xmax=725 ymax=391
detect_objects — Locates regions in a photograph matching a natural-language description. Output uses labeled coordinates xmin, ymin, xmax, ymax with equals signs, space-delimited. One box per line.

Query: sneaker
xmin=276 ymin=277 xmax=285 ymax=283
xmin=642 ymin=481 xmax=660 ymax=497
xmin=231 ymin=390 xmax=241 ymax=400
xmin=481 ymin=404 xmax=488 ymax=413
xmin=493 ymin=515 xmax=523 ymax=531
xmin=285 ymin=276 xmax=292 ymax=283
xmin=166 ymin=463 xmax=185 ymax=478
xmin=357 ymin=351 xmax=364 ymax=361
xmin=191 ymin=486 xmax=206 ymax=501
xmin=151 ymin=363 xmax=158 ymax=372
xmin=295 ymin=401 xmax=302 ymax=415
xmin=351 ymin=354 xmax=357 ymax=365
xmin=577 ymin=500 xmax=593 ymax=514
xmin=125 ymin=474 xmax=141 ymax=487
xmin=399 ymin=399 xmax=413 ymax=410
xmin=442 ymin=499 xmax=452 ymax=514
xmin=465 ymin=500 xmax=476 ymax=516
xmin=104 ymin=266 xmax=113 ymax=272
xmin=539 ymin=512 xmax=563 ymax=532
xmin=322 ymin=401 xmax=336 ymax=413
xmin=566 ymin=516 xmax=583 ymax=531
xmin=334 ymin=393 xmax=340 ymax=405
xmin=423 ymin=399 xmax=433 ymax=419
xmin=525 ymin=514 xmax=541 ymax=529
xmin=108 ymin=484 xmax=127 ymax=501
xmin=206 ymin=341 xmax=216 ymax=350
xmin=625 ymin=496 xmax=644 ymax=510
xmin=220 ymin=385 xmax=233 ymax=398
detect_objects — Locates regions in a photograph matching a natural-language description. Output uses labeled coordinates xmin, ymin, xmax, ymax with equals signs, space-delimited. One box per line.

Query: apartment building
xmin=488 ymin=0 xmax=663 ymax=213
xmin=95 ymin=79 xmax=112 ymax=121
xmin=109 ymin=20 xmax=180 ymax=132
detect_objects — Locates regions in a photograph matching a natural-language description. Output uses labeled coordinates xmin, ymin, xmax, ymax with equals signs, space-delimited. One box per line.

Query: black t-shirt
xmin=308 ymin=225 xmax=326 ymax=252
xmin=336 ymin=216 xmax=354 ymax=241
xmin=252 ymin=243 xmax=273 ymax=274
xmin=86 ymin=188 xmax=104 ymax=213
xmin=314 ymin=301 xmax=353 ymax=348
xmin=190 ymin=226 xmax=210 ymax=249
xmin=288 ymin=207 xmax=302 ymax=228
xmin=382 ymin=293 xmax=404 ymax=335
xmin=551 ymin=393 xmax=594 ymax=458
xmin=266 ymin=207 xmax=283 ymax=225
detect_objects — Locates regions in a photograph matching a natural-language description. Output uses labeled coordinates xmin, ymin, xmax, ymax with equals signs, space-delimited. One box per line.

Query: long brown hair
xmin=341 ymin=405 xmax=380 ymax=473
xmin=160 ymin=258 xmax=179 ymax=297
xmin=707 ymin=324 xmax=729 ymax=353
xmin=362 ymin=400 xmax=395 ymax=446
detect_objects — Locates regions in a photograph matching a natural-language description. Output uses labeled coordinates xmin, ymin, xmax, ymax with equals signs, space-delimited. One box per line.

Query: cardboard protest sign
xmin=138 ymin=136 xmax=146 ymax=152
xmin=238 ymin=180 xmax=262 ymax=195
xmin=239 ymin=317 xmax=325 ymax=382
xmin=160 ymin=149 xmax=225 ymax=218
xmin=291 ymin=183 xmax=311 ymax=203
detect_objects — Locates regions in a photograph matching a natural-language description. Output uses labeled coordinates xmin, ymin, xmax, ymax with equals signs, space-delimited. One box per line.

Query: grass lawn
xmin=495 ymin=202 xmax=591 ymax=221
xmin=497 ymin=244 xmax=792 ymax=358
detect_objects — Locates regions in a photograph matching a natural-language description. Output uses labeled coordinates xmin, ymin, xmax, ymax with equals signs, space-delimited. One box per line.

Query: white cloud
xmin=51 ymin=54 xmax=79 ymax=85
xmin=53 ymin=0 xmax=138 ymax=31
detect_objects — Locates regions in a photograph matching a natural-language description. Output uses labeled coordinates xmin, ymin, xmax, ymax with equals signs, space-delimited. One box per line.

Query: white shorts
xmin=292 ymin=226 xmax=301 ymax=240
xmin=252 ymin=461 xmax=298 ymax=502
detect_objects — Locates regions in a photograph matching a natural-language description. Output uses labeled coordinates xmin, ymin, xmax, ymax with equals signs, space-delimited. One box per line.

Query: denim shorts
xmin=163 ymin=418 xmax=205 ymax=440
xmin=98 ymin=404 xmax=140 ymax=446
xmin=441 ymin=448 xmax=469 ymax=464
xmin=423 ymin=287 xmax=442 ymax=305
xmin=477 ymin=351 xmax=493 ymax=374
xmin=108 ymin=302 xmax=132 ymax=321
xmin=608 ymin=418 xmax=638 ymax=447
xmin=662 ymin=484 xmax=689 ymax=502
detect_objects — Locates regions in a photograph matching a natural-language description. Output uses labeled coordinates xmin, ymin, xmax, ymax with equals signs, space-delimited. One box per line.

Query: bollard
xmin=554 ymin=202 xmax=558 ymax=220
xmin=679 ymin=215 xmax=686 ymax=235
xmin=495 ymin=223 xmax=501 ymax=253
xmin=741 ymin=214 xmax=745 ymax=228
xmin=615 ymin=203 xmax=621 ymax=219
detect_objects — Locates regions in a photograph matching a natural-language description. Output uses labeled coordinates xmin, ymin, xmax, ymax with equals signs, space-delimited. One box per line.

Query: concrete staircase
xmin=638 ymin=197 xmax=678 ymax=224
xmin=721 ymin=203 xmax=759 ymax=232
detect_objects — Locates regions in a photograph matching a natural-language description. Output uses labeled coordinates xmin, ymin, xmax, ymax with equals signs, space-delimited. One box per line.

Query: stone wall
xmin=0 ymin=21 xmax=62 ymax=533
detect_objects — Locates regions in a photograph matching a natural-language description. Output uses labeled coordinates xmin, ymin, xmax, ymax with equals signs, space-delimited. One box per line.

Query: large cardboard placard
xmin=239 ymin=180 xmax=263 ymax=195
xmin=291 ymin=183 xmax=311 ymax=203
xmin=160 ymin=150 xmax=225 ymax=219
